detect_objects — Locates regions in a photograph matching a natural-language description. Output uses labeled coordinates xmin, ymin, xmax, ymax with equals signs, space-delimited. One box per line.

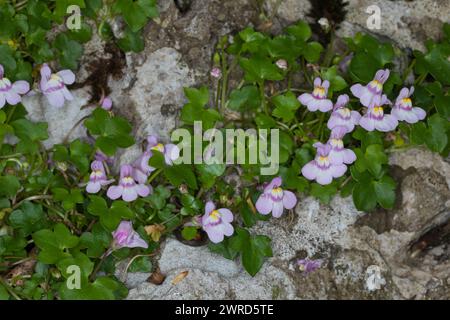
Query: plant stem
xmin=0 ymin=277 xmax=21 ymax=300
xmin=259 ymin=81 xmax=268 ymax=115
xmin=147 ymin=168 xmax=163 ymax=184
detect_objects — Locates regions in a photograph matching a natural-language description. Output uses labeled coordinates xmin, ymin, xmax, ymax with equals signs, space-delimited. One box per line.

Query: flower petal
xmin=272 ymin=200 xmax=284 ymax=218
xmin=282 ymin=190 xmax=297 ymax=210
xmin=218 ymin=208 xmax=233 ymax=222
xmin=86 ymin=182 xmax=101 ymax=194
xmin=12 ymin=80 xmax=29 ymax=94
xmin=107 ymin=185 xmax=123 ymax=200
xmin=46 ymin=91 xmax=65 ymax=108
xmin=5 ymin=91 xmax=21 ymax=105
xmin=255 ymin=194 xmax=273 ymax=215
xmin=57 ymin=70 xmax=75 ymax=85
xmin=301 ymin=161 xmax=318 ymax=181
xmin=205 ymin=201 xmax=215 ymax=215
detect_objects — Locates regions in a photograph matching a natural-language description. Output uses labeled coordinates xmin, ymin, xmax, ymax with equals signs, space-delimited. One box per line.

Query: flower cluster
xmin=299 ymin=70 xmax=427 ymax=185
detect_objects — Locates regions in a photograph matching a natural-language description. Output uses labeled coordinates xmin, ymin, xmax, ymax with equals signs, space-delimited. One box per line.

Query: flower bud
xmin=275 ymin=59 xmax=288 ymax=70
xmin=210 ymin=67 xmax=222 ymax=79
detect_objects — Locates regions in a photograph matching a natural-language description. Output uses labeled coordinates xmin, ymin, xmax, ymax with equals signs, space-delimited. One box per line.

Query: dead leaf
xmin=171 ymin=270 xmax=189 ymax=285
xmin=144 ymin=224 xmax=165 ymax=242
xmin=147 ymin=268 xmax=166 ymax=285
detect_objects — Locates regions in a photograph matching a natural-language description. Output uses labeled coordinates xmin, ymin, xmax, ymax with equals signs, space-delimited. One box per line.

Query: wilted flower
xmin=39 ymin=63 xmax=75 ymax=108
xmin=327 ymin=94 xmax=361 ymax=133
xmin=86 ymin=160 xmax=113 ymax=194
xmin=147 ymin=135 xmax=180 ymax=166
xmin=201 ymin=201 xmax=234 ymax=244
xmin=100 ymin=96 xmax=112 ymax=111
xmin=131 ymin=150 xmax=154 ymax=184
xmin=298 ymin=77 xmax=333 ymax=112
xmin=0 ymin=64 xmax=30 ymax=109
xmin=210 ymin=67 xmax=222 ymax=79
xmin=327 ymin=126 xmax=356 ymax=165
xmin=112 ymin=221 xmax=148 ymax=250
xmin=391 ymin=86 xmax=426 ymax=124
xmin=107 ymin=164 xmax=151 ymax=202
xmin=297 ymin=258 xmax=322 ymax=274
xmin=351 ymin=69 xmax=390 ymax=107
xmin=275 ymin=59 xmax=288 ymax=70
xmin=301 ymin=142 xmax=347 ymax=185
xmin=318 ymin=17 xmax=330 ymax=32
xmin=359 ymin=94 xmax=398 ymax=132
xmin=255 ymin=177 xmax=297 ymax=218
xmin=144 ymin=224 xmax=165 ymax=242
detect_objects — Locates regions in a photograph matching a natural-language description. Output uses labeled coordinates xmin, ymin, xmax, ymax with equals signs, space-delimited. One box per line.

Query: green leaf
xmin=117 ymin=27 xmax=144 ymax=53
xmin=181 ymin=226 xmax=198 ymax=241
xmin=373 ymin=175 xmax=396 ymax=209
xmin=303 ymin=42 xmax=323 ymax=62
xmin=286 ymin=21 xmax=311 ymax=41
xmin=434 ymin=94 xmax=450 ymax=118
xmin=11 ymin=119 xmax=48 ymax=141
xmin=208 ymin=237 xmax=239 ymax=260
xmin=322 ymin=66 xmax=348 ymax=93
xmin=228 ymin=86 xmax=260 ymax=111
xmin=128 ymin=256 xmax=153 ymax=273
xmin=272 ymin=91 xmax=300 ymax=122
xmin=184 ymin=86 xmax=209 ymax=107
xmin=229 ymin=228 xmax=272 ymax=276
xmin=53 ymin=33 xmax=83 ymax=70
xmin=425 ymin=113 xmax=449 ymax=153
xmin=310 ymin=183 xmax=338 ymax=204
xmin=8 ymin=202 xmax=48 ymax=236
xmin=240 ymin=56 xmax=283 ymax=82
xmin=164 ymin=165 xmax=198 ymax=190
xmin=0 ymin=175 xmax=20 ymax=197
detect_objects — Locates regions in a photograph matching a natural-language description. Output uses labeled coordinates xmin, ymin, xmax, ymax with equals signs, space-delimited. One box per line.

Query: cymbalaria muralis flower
xmin=275 ymin=59 xmax=288 ymax=70
xmin=301 ymin=142 xmax=347 ymax=185
xmin=107 ymin=164 xmax=151 ymax=202
xmin=297 ymin=258 xmax=322 ymax=274
xmin=351 ymin=69 xmax=390 ymax=107
xmin=327 ymin=126 xmax=357 ymax=165
xmin=201 ymin=201 xmax=234 ymax=244
xmin=255 ymin=176 xmax=297 ymax=218
xmin=147 ymin=135 xmax=180 ymax=166
xmin=100 ymin=96 xmax=112 ymax=111
xmin=298 ymin=77 xmax=333 ymax=112
xmin=359 ymin=94 xmax=398 ymax=132
xmin=0 ymin=64 xmax=30 ymax=109
xmin=327 ymin=94 xmax=361 ymax=133
xmin=210 ymin=67 xmax=222 ymax=79
xmin=40 ymin=63 xmax=75 ymax=108
xmin=112 ymin=221 xmax=148 ymax=250
xmin=391 ymin=86 xmax=426 ymax=124
xmin=132 ymin=150 xmax=154 ymax=184
xmin=86 ymin=160 xmax=113 ymax=194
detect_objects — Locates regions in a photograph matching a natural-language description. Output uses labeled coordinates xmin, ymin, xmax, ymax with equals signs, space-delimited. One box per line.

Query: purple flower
xmin=210 ymin=67 xmax=222 ymax=79
xmin=298 ymin=77 xmax=333 ymax=112
xmin=147 ymin=135 xmax=180 ymax=166
xmin=391 ymin=86 xmax=426 ymax=124
xmin=100 ymin=96 xmax=112 ymax=111
xmin=0 ymin=64 xmax=30 ymax=109
xmin=350 ymin=69 xmax=390 ymax=107
xmin=201 ymin=201 xmax=234 ymax=244
xmin=255 ymin=177 xmax=297 ymax=218
xmin=107 ymin=164 xmax=151 ymax=202
xmin=275 ymin=59 xmax=288 ymax=70
xmin=112 ymin=221 xmax=148 ymax=250
xmin=39 ymin=63 xmax=75 ymax=108
xmin=327 ymin=126 xmax=356 ymax=165
xmin=359 ymin=94 xmax=398 ymax=132
xmin=327 ymin=94 xmax=361 ymax=133
xmin=297 ymin=258 xmax=322 ymax=274
xmin=86 ymin=160 xmax=113 ymax=194
xmin=95 ymin=150 xmax=114 ymax=166
xmin=131 ymin=150 xmax=155 ymax=184
xmin=301 ymin=142 xmax=347 ymax=185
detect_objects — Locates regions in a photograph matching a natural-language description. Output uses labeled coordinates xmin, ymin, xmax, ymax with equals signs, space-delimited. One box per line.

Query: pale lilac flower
xmin=131 ymin=150 xmax=155 ymax=184
xmin=327 ymin=126 xmax=356 ymax=165
xmin=210 ymin=67 xmax=222 ymax=79
xmin=350 ymin=69 xmax=390 ymax=107
xmin=112 ymin=221 xmax=148 ymax=250
xmin=39 ymin=63 xmax=75 ymax=108
xmin=359 ymin=94 xmax=398 ymax=132
xmin=301 ymin=142 xmax=347 ymax=185
xmin=201 ymin=201 xmax=234 ymax=244
xmin=297 ymin=258 xmax=322 ymax=274
xmin=255 ymin=177 xmax=297 ymax=218
xmin=391 ymin=86 xmax=426 ymax=124
xmin=107 ymin=164 xmax=151 ymax=202
xmin=86 ymin=160 xmax=113 ymax=194
xmin=146 ymin=135 xmax=180 ymax=166
xmin=327 ymin=94 xmax=361 ymax=133
xmin=275 ymin=59 xmax=288 ymax=70
xmin=298 ymin=77 xmax=333 ymax=112
xmin=100 ymin=96 xmax=112 ymax=111
xmin=0 ymin=64 xmax=30 ymax=109
xmin=95 ymin=150 xmax=114 ymax=166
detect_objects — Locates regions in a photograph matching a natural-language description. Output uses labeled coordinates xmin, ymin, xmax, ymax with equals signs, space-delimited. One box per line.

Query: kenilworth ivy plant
xmin=0 ymin=17 xmax=449 ymax=300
